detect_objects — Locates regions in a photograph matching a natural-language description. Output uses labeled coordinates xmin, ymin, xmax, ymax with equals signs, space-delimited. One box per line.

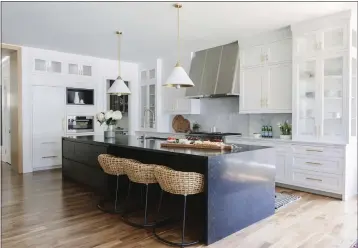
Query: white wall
xmin=20 ymin=46 xmax=139 ymax=173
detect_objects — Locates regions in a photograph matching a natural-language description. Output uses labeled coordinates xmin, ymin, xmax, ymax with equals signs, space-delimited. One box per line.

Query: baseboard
xmin=276 ymin=182 xmax=342 ymax=200
xmin=32 ymin=165 xmax=62 ymax=171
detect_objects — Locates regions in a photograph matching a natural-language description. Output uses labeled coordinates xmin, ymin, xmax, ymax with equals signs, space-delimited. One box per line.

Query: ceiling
xmin=2 ymin=2 xmax=357 ymax=63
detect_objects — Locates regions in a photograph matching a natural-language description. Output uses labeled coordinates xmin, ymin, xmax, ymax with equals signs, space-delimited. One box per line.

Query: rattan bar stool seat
xmin=97 ymin=154 xmax=141 ymax=214
xmin=154 ymin=165 xmax=204 ymax=196
xmin=153 ymin=165 xmax=205 ymax=247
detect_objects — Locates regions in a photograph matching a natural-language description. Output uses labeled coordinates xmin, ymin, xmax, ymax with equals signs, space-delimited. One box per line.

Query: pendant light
xmin=163 ymin=3 xmax=194 ymax=89
xmin=107 ymin=31 xmax=131 ymax=96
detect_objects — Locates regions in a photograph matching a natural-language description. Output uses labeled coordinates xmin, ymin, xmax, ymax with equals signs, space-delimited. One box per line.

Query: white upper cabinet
xmin=68 ymin=63 xmax=93 ymax=77
xmin=292 ymin=10 xmax=356 ymax=144
xmin=264 ymin=63 xmax=292 ymax=111
xmin=240 ymin=45 xmax=265 ymax=68
xmin=34 ymin=58 xmax=62 ymax=73
xmin=266 ymin=39 xmax=292 ymax=64
xmin=239 ymin=28 xmax=292 ymax=113
xmin=240 ymin=67 xmax=263 ymax=112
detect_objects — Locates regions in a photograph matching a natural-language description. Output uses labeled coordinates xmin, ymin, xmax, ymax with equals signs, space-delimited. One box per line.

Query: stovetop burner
xmin=186 ymin=132 xmax=241 ymax=142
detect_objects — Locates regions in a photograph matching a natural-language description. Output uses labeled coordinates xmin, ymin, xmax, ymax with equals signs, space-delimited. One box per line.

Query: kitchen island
xmin=62 ymin=135 xmax=276 ymax=245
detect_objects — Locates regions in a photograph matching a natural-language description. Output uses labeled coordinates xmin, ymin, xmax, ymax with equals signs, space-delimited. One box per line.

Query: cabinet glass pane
xmin=69 ymin=64 xmax=79 ymax=75
xmin=323 ymin=27 xmax=344 ymax=50
xmin=298 ymin=60 xmax=317 ymax=137
xmin=352 ymin=58 xmax=357 ymax=137
xmin=82 ymin=65 xmax=92 ymax=76
xmin=49 ymin=61 xmax=61 ymax=73
xmin=322 ymin=56 xmax=343 ymax=138
xmin=35 ymin=59 xmax=46 ymax=71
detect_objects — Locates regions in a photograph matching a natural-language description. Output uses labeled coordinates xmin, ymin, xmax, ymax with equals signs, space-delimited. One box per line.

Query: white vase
xmin=280 ymin=134 xmax=292 ymax=140
xmin=74 ymin=92 xmax=80 ymax=104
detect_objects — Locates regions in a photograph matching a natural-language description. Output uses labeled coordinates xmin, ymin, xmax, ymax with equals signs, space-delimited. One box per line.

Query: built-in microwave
xmin=67 ymin=115 xmax=94 ymax=133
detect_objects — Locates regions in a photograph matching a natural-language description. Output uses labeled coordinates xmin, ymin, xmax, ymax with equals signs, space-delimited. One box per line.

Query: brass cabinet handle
xmin=306 ymin=149 xmax=323 ymax=152
xmin=305 ymin=177 xmax=322 ymax=182
xmin=305 ymin=162 xmax=322 ymax=165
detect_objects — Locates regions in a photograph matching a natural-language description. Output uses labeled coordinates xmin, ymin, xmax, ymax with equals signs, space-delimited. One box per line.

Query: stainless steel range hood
xmin=186 ymin=41 xmax=239 ymax=98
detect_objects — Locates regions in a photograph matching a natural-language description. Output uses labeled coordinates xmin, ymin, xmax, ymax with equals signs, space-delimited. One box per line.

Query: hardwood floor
xmin=1 ymin=162 xmax=357 ymax=248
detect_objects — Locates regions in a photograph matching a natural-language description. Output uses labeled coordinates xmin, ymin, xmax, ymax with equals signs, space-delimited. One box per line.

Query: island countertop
xmin=63 ymin=135 xmax=269 ymax=157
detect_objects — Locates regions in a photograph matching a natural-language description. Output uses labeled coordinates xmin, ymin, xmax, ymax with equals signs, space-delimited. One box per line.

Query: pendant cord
xmin=117 ymin=32 xmax=122 ymax=77
xmin=177 ymin=6 xmax=180 ymax=66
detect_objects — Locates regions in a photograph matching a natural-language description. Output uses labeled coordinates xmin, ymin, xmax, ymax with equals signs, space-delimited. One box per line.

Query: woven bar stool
xmin=153 ymin=165 xmax=204 ymax=247
xmin=97 ymin=154 xmax=140 ymax=214
xmin=122 ymin=161 xmax=158 ymax=228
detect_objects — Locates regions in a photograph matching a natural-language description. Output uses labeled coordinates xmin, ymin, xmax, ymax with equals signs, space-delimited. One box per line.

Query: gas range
xmin=186 ymin=132 xmax=241 ymax=142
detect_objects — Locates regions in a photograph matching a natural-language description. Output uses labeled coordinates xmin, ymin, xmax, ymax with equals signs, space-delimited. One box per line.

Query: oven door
xmin=67 ymin=116 xmax=94 ymax=133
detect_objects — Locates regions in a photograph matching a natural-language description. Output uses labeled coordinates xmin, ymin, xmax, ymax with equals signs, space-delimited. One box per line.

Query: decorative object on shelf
xmin=163 ymin=3 xmax=194 ymax=89
xmin=97 ymin=110 xmax=123 ymax=138
xmin=278 ymin=120 xmax=292 ymax=140
xmin=107 ymin=31 xmax=131 ymax=96
xmin=192 ymin=122 xmax=201 ymax=132
xmin=74 ymin=92 xmax=80 ymax=104
xmin=80 ymin=99 xmax=84 ymax=104
xmin=172 ymin=115 xmax=190 ymax=133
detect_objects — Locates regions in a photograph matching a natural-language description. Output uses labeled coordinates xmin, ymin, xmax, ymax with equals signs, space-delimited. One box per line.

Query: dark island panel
xmin=62 ymin=136 xmax=276 ymax=246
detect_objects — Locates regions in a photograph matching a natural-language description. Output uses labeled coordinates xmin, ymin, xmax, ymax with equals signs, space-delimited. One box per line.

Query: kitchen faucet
xmin=143 ymin=108 xmax=156 ymax=128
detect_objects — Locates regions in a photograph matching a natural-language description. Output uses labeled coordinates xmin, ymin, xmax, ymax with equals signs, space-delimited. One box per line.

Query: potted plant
xmin=97 ymin=110 xmax=122 ymax=138
xmin=192 ymin=122 xmax=201 ymax=132
xmin=277 ymin=121 xmax=292 ymax=140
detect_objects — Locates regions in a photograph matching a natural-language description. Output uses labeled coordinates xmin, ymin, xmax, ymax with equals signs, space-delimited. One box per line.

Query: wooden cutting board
xmin=161 ymin=142 xmax=233 ymax=151
xmin=172 ymin=115 xmax=190 ymax=133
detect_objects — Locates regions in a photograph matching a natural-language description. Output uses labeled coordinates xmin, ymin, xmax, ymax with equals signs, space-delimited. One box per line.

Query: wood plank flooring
xmin=1 ymin=162 xmax=357 ymax=248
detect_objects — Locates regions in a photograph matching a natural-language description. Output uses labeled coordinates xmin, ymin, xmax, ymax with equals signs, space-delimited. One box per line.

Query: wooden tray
xmin=161 ymin=142 xmax=233 ymax=151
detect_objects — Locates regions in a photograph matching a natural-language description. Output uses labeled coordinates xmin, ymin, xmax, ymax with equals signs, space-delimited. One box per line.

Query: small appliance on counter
xmin=67 ymin=115 xmax=94 ymax=133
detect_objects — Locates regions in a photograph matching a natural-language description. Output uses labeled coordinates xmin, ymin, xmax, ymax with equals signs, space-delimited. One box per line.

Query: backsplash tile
xmin=181 ymin=98 xmax=292 ymax=137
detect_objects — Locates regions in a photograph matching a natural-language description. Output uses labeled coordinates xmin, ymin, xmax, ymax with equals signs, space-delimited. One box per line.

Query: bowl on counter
xmin=253 ymin=133 xmax=262 ymax=139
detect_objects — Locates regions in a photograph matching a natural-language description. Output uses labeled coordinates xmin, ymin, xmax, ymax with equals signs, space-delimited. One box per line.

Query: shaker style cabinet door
xmin=186 ymin=50 xmax=206 ymax=97
xmin=264 ymin=63 xmax=292 ymax=112
xmin=240 ymin=45 xmax=264 ymax=68
xmin=239 ymin=67 xmax=263 ymax=112
xmin=266 ymin=39 xmax=292 ymax=65
xmin=293 ymin=31 xmax=320 ymax=58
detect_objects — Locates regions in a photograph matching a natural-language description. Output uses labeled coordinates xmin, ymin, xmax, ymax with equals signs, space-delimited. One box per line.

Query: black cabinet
xmin=62 ymin=139 xmax=109 ymax=192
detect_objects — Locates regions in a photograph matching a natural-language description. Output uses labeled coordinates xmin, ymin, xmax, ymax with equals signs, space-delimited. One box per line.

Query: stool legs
xmin=97 ymin=175 xmax=126 ymax=214
xmin=153 ymin=194 xmax=200 ymax=247
xmin=122 ymin=183 xmax=156 ymax=228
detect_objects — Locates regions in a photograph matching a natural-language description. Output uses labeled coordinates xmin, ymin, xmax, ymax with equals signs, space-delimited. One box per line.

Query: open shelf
xmin=66 ymin=88 xmax=94 ymax=105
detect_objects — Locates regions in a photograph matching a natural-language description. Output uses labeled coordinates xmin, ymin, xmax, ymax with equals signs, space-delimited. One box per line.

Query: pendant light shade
xmin=107 ymin=31 xmax=131 ymax=96
xmin=163 ymin=3 xmax=194 ymax=89
xmin=164 ymin=63 xmax=194 ymax=89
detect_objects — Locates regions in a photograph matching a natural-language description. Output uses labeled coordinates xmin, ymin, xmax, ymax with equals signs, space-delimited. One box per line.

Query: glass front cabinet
xmin=292 ymin=11 xmax=357 ymax=144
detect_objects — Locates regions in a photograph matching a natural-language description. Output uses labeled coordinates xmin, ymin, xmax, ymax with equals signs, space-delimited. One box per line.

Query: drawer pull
xmin=305 ymin=177 xmax=322 ymax=182
xmin=305 ymin=162 xmax=322 ymax=166
xmin=42 ymin=155 xmax=58 ymax=159
xmin=306 ymin=149 xmax=323 ymax=152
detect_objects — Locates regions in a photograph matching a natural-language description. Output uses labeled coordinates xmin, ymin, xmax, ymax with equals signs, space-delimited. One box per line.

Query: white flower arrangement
xmin=97 ymin=110 xmax=122 ymax=126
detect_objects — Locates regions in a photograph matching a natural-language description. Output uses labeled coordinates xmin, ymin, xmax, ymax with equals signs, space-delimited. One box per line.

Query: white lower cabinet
xmin=33 ymin=137 xmax=62 ymax=170
xmin=291 ymin=169 xmax=342 ymax=193
xmin=226 ymin=137 xmax=355 ymax=200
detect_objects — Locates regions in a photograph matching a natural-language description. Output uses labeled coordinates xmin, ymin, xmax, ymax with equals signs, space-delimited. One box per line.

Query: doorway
xmin=1 ymin=45 xmax=22 ymax=173
xmin=1 ymin=52 xmax=11 ymax=164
